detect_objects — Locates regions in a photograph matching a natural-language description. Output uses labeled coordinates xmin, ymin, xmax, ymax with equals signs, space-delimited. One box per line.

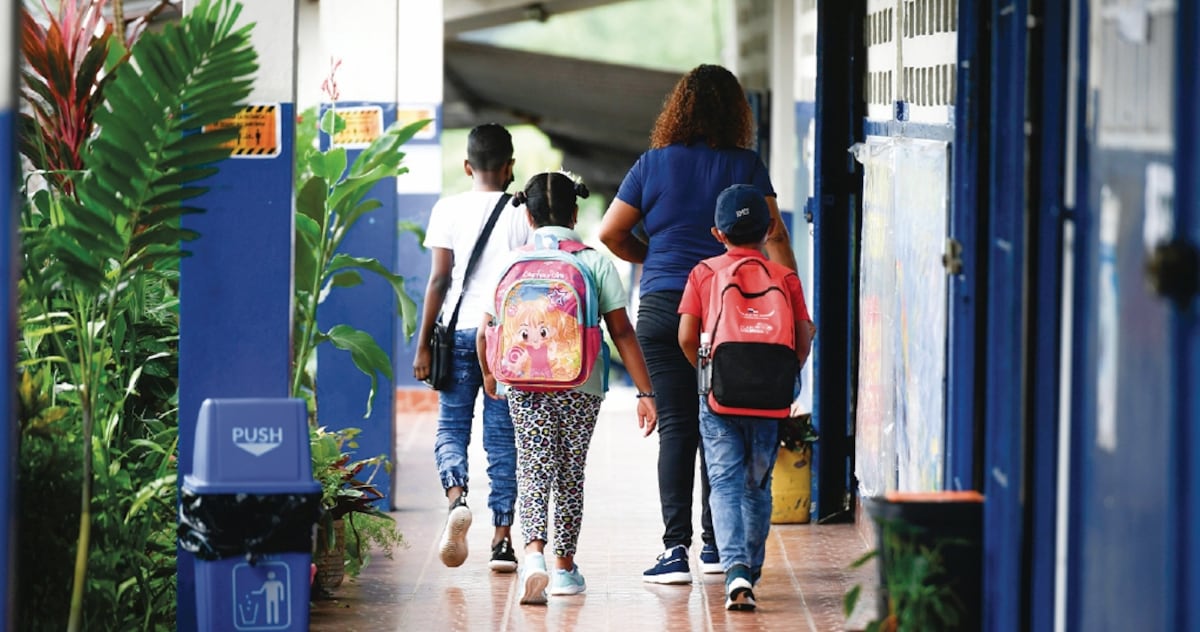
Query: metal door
xmin=1066 ymin=1 xmax=1177 ymax=629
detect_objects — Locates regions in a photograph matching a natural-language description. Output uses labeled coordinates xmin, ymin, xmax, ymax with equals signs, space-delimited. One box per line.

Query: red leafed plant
xmin=19 ymin=0 xmax=123 ymax=194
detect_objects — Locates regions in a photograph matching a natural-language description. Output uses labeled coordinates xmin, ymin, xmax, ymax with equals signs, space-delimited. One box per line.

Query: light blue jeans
xmin=699 ymin=398 xmax=780 ymax=575
xmin=433 ymin=328 xmax=517 ymax=527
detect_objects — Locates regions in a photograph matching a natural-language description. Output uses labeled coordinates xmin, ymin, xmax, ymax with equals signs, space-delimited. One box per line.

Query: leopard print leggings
xmin=507 ymin=389 xmax=603 ymax=558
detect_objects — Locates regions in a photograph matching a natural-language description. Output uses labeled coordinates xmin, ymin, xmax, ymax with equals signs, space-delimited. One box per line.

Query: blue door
xmin=1065 ymin=2 xmax=1179 ymax=629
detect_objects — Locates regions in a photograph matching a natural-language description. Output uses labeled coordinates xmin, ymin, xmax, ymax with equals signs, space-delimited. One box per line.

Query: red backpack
xmin=698 ymin=256 xmax=798 ymax=418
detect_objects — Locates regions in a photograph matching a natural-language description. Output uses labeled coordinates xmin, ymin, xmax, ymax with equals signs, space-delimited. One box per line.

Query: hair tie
xmin=574 ymin=182 xmax=590 ymax=199
xmin=511 ymin=191 xmax=528 ymax=207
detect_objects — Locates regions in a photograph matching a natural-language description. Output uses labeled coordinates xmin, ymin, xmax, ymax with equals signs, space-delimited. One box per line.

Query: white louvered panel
xmin=898 ymin=0 xmax=957 ymax=124
xmin=865 ymin=0 xmax=898 ymax=121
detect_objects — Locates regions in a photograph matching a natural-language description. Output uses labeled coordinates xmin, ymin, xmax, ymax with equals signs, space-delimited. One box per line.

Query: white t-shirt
xmin=423 ymin=190 xmax=533 ymax=331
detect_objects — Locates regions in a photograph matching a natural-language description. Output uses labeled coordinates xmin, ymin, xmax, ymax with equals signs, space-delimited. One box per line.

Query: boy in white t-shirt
xmin=414 ymin=123 xmax=532 ymax=572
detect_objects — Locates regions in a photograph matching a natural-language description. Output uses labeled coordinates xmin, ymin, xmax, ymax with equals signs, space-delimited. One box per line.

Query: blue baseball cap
xmin=714 ymin=184 xmax=770 ymax=242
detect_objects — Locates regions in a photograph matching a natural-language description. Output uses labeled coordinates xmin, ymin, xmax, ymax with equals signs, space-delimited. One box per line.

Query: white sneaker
xmin=438 ymin=496 xmax=472 ymax=567
xmin=518 ymin=553 xmax=549 ymax=605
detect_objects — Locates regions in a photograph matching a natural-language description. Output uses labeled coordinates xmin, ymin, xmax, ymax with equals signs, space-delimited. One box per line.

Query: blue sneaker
xmin=549 ymin=564 xmax=587 ymax=595
xmin=519 ymin=553 xmax=549 ymax=605
xmin=699 ymin=543 xmax=722 ymax=574
xmin=725 ymin=564 xmax=757 ymax=611
xmin=642 ymin=545 xmax=691 ymax=584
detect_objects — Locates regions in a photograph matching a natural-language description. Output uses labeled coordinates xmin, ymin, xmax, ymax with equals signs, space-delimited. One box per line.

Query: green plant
xmin=779 ymin=412 xmax=819 ymax=452
xmin=290 ymin=87 xmax=426 ymax=418
xmin=310 ymin=425 xmax=404 ymax=578
xmin=17 ymin=0 xmax=257 ymax=628
xmin=844 ymin=520 xmax=968 ymax=632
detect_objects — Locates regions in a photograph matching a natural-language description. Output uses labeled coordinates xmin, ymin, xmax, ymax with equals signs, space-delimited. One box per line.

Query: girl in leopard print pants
xmin=477 ymin=172 xmax=658 ymax=604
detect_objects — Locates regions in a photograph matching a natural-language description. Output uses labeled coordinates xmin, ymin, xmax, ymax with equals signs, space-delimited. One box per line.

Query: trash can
xmin=770 ymin=444 xmax=812 ymax=524
xmin=178 ymin=398 xmax=321 ymax=631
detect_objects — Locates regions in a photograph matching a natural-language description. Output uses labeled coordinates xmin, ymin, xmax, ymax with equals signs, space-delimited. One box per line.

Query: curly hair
xmin=649 ymin=64 xmax=754 ymax=150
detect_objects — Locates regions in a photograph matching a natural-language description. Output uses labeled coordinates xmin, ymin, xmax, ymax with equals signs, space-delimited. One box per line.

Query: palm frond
xmin=53 ymin=0 xmax=260 ymax=292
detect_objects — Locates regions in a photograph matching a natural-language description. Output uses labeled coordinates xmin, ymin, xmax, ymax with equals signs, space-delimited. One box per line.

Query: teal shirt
xmin=484 ymin=226 xmax=627 ymax=398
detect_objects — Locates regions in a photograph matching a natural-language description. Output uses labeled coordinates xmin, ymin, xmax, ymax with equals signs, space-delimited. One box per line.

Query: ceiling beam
xmin=445 ymin=0 xmax=631 ymax=37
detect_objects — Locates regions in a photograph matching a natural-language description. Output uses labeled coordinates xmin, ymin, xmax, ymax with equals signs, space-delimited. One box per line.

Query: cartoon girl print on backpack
xmin=500 ymin=292 xmax=582 ymax=380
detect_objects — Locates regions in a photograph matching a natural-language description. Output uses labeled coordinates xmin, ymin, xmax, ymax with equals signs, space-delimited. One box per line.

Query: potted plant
xmin=844 ymin=491 xmax=984 ymax=631
xmin=770 ymin=413 xmax=819 ymax=524
xmin=309 ymin=425 xmax=404 ymax=596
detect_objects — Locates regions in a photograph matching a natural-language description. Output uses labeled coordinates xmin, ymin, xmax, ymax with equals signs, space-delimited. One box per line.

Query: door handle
xmin=1145 ymin=238 xmax=1200 ymax=303
xmin=943 ymin=238 xmax=964 ymax=275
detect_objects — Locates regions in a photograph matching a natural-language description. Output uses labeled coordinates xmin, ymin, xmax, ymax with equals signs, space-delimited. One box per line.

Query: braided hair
xmin=511 ymin=171 xmax=590 ymax=228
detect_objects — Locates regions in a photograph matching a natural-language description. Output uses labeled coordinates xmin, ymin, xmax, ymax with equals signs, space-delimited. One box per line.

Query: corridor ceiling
xmin=444 ymin=40 xmax=677 ymax=198
xmin=122 ymin=0 xmax=674 ymax=197
xmin=444 ymin=0 xmax=674 ymax=198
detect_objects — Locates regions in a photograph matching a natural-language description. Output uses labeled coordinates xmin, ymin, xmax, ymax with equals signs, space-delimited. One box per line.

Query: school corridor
xmin=309 ymin=386 xmax=876 ymax=631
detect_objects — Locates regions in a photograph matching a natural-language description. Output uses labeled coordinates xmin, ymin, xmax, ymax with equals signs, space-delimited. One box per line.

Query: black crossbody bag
xmin=426 ymin=193 xmax=512 ymax=390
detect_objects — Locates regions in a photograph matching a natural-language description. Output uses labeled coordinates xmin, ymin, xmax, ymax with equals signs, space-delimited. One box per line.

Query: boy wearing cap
xmin=676 ymin=184 xmax=814 ymax=611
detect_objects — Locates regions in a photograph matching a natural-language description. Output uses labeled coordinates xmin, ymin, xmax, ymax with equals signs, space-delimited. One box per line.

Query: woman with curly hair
xmin=599 ymin=63 xmax=796 ymax=585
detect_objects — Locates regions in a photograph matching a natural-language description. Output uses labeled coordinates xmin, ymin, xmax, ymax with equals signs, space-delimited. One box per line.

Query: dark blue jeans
xmin=637 ymin=291 xmax=714 ymax=551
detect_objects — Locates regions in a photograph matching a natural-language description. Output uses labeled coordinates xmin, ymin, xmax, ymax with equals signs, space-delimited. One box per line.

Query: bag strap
xmin=446 ymin=192 xmax=511 ymax=330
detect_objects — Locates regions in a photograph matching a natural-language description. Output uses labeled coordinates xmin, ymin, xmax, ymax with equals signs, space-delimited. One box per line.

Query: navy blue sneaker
xmin=699 ymin=543 xmax=722 ymax=574
xmin=642 ymin=545 xmax=691 ymax=584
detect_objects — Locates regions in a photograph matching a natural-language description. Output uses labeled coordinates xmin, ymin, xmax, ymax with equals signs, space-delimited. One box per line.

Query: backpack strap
xmin=530 ymin=232 xmax=590 ymax=253
xmin=446 ymin=192 xmax=511 ymax=331
xmin=556 ymin=239 xmax=590 ymax=253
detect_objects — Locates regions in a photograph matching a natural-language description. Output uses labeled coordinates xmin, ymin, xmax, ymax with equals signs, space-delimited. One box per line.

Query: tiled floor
xmin=310 ymin=387 xmax=877 ymax=631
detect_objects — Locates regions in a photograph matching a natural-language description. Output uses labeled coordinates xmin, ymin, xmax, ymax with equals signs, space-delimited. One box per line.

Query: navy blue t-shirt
xmin=615 ymin=143 xmax=775 ymax=294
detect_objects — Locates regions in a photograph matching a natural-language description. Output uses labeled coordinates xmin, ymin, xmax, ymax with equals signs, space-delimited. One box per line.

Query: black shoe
xmin=489 ymin=537 xmax=518 ymax=573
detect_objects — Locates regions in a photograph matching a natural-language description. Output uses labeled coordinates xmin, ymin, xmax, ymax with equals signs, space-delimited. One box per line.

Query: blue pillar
xmin=313 ymin=0 xmax=443 ymax=503
xmin=0 ymin=1 xmax=17 ymax=627
xmin=177 ymin=2 xmax=297 ymax=630
xmin=813 ymin=0 xmax=863 ymax=521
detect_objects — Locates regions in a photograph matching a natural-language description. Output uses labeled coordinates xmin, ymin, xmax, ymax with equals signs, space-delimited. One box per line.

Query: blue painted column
xmin=1175 ymin=1 xmax=1200 ymax=628
xmin=314 ymin=0 xmax=442 ymax=504
xmin=983 ymin=1 xmax=1029 ymax=630
xmin=812 ymin=0 xmax=863 ymax=521
xmin=0 ymin=1 xmax=17 ymax=627
xmin=946 ymin=0 xmax=986 ymax=492
xmin=1025 ymin=2 xmax=1072 ymax=630
xmin=177 ymin=2 xmax=298 ymax=630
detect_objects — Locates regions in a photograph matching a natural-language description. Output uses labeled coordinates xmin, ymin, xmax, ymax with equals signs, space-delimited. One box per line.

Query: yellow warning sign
xmin=331 ymin=106 xmax=384 ymax=148
xmin=396 ymin=106 xmax=437 ymax=140
xmin=206 ymin=104 xmax=280 ymax=158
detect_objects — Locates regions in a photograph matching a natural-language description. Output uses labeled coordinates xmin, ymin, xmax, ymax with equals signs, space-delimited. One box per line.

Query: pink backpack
xmin=485 ymin=234 xmax=605 ymax=392
xmin=698 ymin=256 xmax=798 ymax=418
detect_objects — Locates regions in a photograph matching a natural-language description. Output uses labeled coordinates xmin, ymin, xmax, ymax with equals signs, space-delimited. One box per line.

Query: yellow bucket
xmin=770 ymin=444 xmax=812 ymax=524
